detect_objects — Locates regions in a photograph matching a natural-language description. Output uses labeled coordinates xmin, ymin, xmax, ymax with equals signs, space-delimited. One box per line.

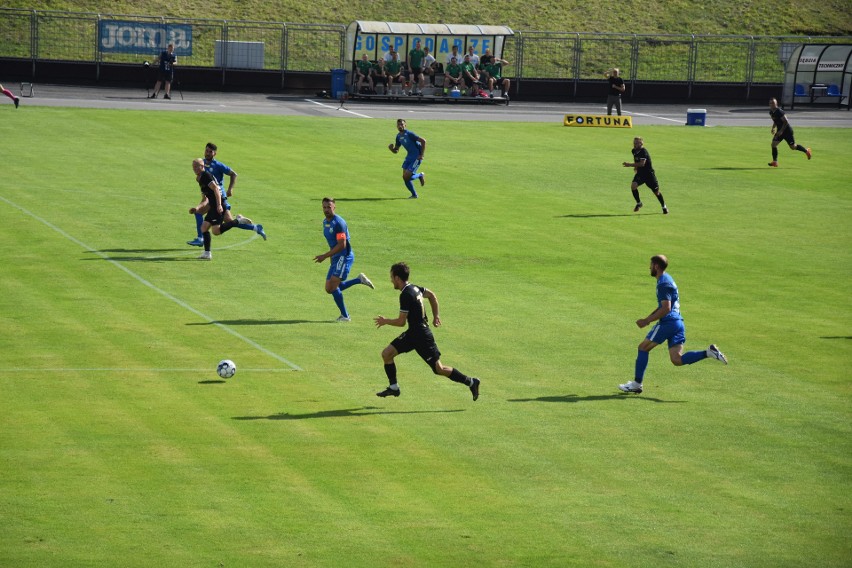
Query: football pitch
xmin=1 ymin=106 xmax=850 ymax=567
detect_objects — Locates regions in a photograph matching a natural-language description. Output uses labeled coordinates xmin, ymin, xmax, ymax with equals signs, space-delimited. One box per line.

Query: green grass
xmin=1 ymin=107 xmax=850 ymax=567
xmin=3 ymin=0 xmax=851 ymax=36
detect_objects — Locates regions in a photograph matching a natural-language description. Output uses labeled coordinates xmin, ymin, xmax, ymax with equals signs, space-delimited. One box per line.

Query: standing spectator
xmin=189 ymin=159 xmax=265 ymax=261
xmin=606 ymin=67 xmax=626 ymax=116
xmin=444 ymin=57 xmax=464 ymax=93
xmin=388 ymin=119 xmax=426 ymax=198
xmin=768 ymin=97 xmax=811 ymax=167
xmin=313 ymin=198 xmax=374 ymax=322
xmin=422 ymin=46 xmax=438 ymax=86
xmin=465 ymin=45 xmax=480 ymax=68
xmin=407 ymin=39 xmax=426 ymax=96
xmin=149 ymin=43 xmax=176 ymax=100
xmin=0 ymin=83 xmax=19 ymax=108
xmin=618 ymin=255 xmax=727 ymax=394
xmin=374 ymin=262 xmax=481 ymax=401
xmin=623 ymin=137 xmax=668 ymax=214
xmin=446 ymin=45 xmax=462 ymax=68
xmin=355 ymin=54 xmax=374 ymax=94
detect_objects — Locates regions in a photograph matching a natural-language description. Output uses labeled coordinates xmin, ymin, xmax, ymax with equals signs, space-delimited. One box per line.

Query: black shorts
xmin=204 ymin=209 xmax=225 ymax=225
xmin=776 ymin=128 xmax=796 ymax=146
xmin=157 ymin=70 xmax=174 ymax=83
xmin=633 ymin=172 xmax=659 ymax=190
xmin=391 ymin=330 xmax=441 ymax=366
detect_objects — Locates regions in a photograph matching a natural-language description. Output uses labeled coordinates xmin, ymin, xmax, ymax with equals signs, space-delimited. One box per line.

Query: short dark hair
xmin=206 ymin=142 xmax=217 ymax=151
xmin=651 ymin=255 xmax=669 ymax=271
xmin=322 ymin=197 xmax=335 ymax=204
xmin=391 ymin=262 xmax=410 ymax=281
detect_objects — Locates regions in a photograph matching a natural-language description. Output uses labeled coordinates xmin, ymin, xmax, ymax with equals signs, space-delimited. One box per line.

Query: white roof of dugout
xmin=353 ymin=21 xmax=514 ymax=36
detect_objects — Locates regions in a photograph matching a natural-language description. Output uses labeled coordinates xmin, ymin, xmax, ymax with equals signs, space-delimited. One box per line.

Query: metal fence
xmin=1 ymin=8 xmax=849 ymax=84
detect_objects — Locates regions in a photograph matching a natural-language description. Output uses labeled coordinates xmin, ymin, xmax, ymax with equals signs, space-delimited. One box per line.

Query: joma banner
xmin=99 ymin=20 xmax=193 ymax=55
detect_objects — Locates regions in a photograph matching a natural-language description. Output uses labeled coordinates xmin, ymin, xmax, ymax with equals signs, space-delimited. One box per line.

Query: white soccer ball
xmin=217 ymin=359 xmax=236 ymax=378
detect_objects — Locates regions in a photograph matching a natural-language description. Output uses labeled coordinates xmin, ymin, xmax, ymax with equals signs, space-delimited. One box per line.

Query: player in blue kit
xmin=619 ymin=255 xmax=728 ymax=394
xmin=388 ymin=119 xmax=426 ymax=198
xmin=188 ymin=142 xmax=265 ymax=245
xmin=374 ymin=262 xmax=480 ymax=401
xmin=313 ymin=197 xmax=374 ymax=322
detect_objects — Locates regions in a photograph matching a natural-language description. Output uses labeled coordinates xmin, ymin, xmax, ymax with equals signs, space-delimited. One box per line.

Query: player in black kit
xmin=374 ymin=262 xmax=481 ymax=401
xmin=623 ymin=137 xmax=668 ymax=214
xmin=189 ymin=158 xmax=265 ymax=260
xmin=768 ymin=97 xmax=811 ymax=167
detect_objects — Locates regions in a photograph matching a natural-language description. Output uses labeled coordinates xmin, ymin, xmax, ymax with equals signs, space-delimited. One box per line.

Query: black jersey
xmin=609 ymin=76 xmax=624 ymax=96
xmin=632 ymin=147 xmax=654 ymax=174
xmin=399 ymin=283 xmax=431 ymax=333
xmin=197 ymin=171 xmax=219 ymax=203
xmin=769 ymin=107 xmax=792 ymax=133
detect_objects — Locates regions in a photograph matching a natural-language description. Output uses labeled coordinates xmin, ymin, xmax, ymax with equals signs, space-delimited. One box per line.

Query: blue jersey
xmin=396 ymin=130 xmax=422 ymax=159
xmin=204 ymin=159 xmax=232 ymax=198
xmin=656 ymin=273 xmax=682 ymax=322
xmin=322 ymin=214 xmax=352 ymax=260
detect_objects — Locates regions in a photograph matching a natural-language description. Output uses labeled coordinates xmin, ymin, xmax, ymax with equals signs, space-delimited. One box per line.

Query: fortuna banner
xmin=563 ymin=114 xmax=633 ymax=127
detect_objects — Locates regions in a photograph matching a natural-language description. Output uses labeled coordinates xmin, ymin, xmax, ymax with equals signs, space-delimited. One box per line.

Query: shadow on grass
xmin=233 ymin=406 xmax=465 ymax=420
xmin=198 ymin=379 xmax=227 ymax=384
xmin=556 ymin=213 xmax=656 ymax=218
xmin=820 ymin=336 xmax=852 ymax=339
xmin=508 ymin=393 xmax=686 ymax=403
xmin=187 ymin=319 xmax=336 ymax=326
xmin=320 ymin=197 xmax=410 ymax=202
xmin=698 ymin=167 xmax=770 ymax=170
xmin=83 ymin=249 xmax=190 ymax=262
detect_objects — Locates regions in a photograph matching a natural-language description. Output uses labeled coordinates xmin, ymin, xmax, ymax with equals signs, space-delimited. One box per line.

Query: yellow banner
xmin=563 ymin=114 xmax=632 ymax=128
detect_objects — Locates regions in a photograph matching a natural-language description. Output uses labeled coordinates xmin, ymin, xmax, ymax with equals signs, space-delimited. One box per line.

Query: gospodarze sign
xmin=99 ymin=20 xmax=192 ymax=55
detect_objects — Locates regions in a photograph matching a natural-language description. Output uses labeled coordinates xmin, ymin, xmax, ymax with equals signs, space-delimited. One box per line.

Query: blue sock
xmin=635 ymin=350 xmax=649 ymax=383
xmin=331 ymin=288 xmax=348 ymax=317
xmin=339 ymin=278 xmax=360 ymax=291
xmin=194 ymin=213 xmax=204 ymax=238
xmin=404 ymin=180 xmax=417 ymax=197
xmin=681 ymin=350 xmax=708 ymax=365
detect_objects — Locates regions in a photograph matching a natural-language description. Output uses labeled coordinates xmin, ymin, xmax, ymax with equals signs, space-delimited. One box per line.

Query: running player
xmin=623 ymin=137 xmax=668 ymax=214
xmin=619 ymin=255 xmax=728 ymax=394
xmin=768 ymin=97 xmax=812 ymax=167
xmin=313 ymin=197 xmax=374 ymax=322
xmin=189 ymin=158 xmax=266 ymax=261
xmin=388 ymin=118 xmax=425 ymax=198
xmin=374 ymin=262 xmax=481 ymax=401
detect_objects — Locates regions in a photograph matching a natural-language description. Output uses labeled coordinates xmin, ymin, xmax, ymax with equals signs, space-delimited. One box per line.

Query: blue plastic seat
xmin=794 ymin=84 xmax=807 ymax=96
xmin=826 ymin=84 xmax=841 ymax=97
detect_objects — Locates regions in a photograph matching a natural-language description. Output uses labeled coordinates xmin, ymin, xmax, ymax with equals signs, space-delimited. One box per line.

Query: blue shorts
xmin=327 ymin=254 xmax=354 ymax=281
xmin=645 ymin=319 xmax=686 ymax=348
xmin=402 ymin=156 xmax=421 ymax=174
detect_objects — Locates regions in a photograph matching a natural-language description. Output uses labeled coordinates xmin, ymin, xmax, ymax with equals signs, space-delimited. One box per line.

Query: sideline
xmin=0 ymin=194 xmax=303 ymax=372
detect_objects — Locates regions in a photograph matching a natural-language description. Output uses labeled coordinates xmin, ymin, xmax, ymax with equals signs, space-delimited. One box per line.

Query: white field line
xmin=304 ymin=98 xmax=373 ymax=118
xmin=0 ymin=194 xmax=302 ymax=371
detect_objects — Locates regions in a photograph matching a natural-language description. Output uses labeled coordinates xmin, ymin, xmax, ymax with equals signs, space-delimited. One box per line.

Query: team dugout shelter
xmin=344 ymin=21 xmax=514 ymax=102
xmin=783 ymin=44 xmax=852 ymax=110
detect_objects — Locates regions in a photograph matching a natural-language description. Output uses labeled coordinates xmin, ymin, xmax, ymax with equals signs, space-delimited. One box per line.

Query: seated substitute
xmin=371 ymin=58 xmax=388 ymax=93
xmin=444 ymin=57 xmax=464 ymax=93
xmin=355 ymin=54 xmax=374 ymax=94
xmin=384 ymin=52 xmax=405 ymax=93
xmin=461 ymin=54 xmax=480 ymax=95
xmin=487 ymin=57 xmax=511 ymax=95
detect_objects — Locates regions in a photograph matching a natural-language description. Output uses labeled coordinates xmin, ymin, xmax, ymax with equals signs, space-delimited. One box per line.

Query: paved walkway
xmin=11 ymin=84 xmax=852 ymax=127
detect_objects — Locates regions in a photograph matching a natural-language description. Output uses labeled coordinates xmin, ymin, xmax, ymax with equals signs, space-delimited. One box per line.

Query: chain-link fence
xmin=1 ymin=8 xmax=849 ymax=84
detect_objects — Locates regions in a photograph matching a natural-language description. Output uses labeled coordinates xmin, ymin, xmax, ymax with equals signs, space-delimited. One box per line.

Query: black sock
xmin=448 ymin=368 xmax=470 ymax=385
xmin=772 ymin=147 xmax=778 ymax=161
xmin=795 ymin=145 xmax=807 ymax=153
xmin=654 ymin=191 xmax=666 ymax=206
xmin=384 ymin=363 xmax=397 ymax=385
xmin=202 ymin=231 xmax=211 ymax=251
xmin=631 ymin=189 xmax=641 ymax=203
xmin=219 ymin=220 xmax=237 ymax=234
